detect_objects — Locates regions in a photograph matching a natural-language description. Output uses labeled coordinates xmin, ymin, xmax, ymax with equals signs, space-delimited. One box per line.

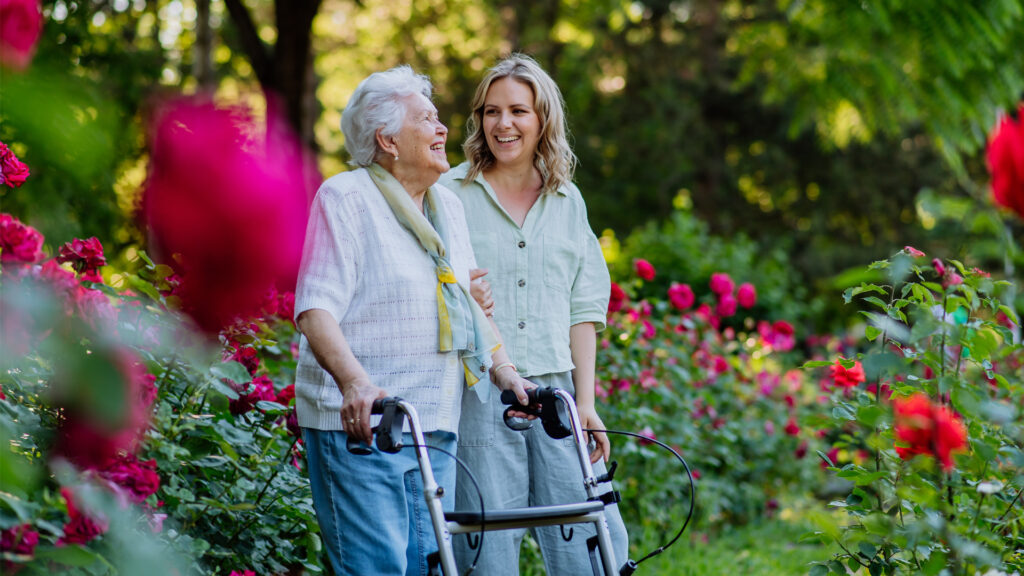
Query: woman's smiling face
xmin=481 ymin=77 xmax=541 ymax=168
xmin=393 ymin=93 xmax=449 ymax=179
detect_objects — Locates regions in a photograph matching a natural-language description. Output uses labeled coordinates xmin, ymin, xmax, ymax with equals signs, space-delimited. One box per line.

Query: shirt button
xmin=518 ymin=321 xmax=526 ymax=329
xmin=517 ymin=241 xmax=526 ymax=248
xmin=517 ymin=279 xmax=525 ymax=287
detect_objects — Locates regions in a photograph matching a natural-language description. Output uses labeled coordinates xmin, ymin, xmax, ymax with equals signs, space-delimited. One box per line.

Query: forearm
xmin=296 ymin=308 xmax=370 ymax=394
xmin=570 ymin=322 xmax=598 ymax=410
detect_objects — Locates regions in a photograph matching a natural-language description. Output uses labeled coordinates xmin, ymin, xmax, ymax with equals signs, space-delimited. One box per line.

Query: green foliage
xmin=595 ymin=263 xmax=827 ymax=534
xmin=608 ymin=208 xmax=823 ymax=328
xmin=805 ymin=252 xmax=1024 ymax=575
xmin=0 ymin=253 xmax=321 ymax=575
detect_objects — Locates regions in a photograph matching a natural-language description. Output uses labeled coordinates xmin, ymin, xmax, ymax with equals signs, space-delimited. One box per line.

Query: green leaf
xmin=862 ymin=513 xmax=892 ymax=535
xmin=34 ymin=544 xmax=106 ymax=567
xmin=865 ymin=325 xmax=882 ymax=341
xmin=809 ymin=564 xmax=829 ymax=576
xmin=803 ymin=360 xmax=834 ymax=368
xmin=125 ymin=274 xmax=163 ymax=302
xmin=210 ymin=362 xmax=252 ymax=384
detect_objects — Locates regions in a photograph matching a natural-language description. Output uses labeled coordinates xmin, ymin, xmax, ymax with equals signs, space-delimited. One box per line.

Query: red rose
xmin=1 ymin=523 xmax=39 ymax=574
xmin=57 ymin=237 xmax=107 ymax=281
xmin=142 ymin=99 xmax=311 ymax=333
xmin=709 ymin=272 xmax=734 ymax=296
xmin=932 ymin=258 xmax=946 ymax=278
xmin=0 ymin=142 xmax=30 ymax=187
xmin=903 ymin=246 xmax=925 ymax=258
xmin=277 ymin=291 xmax=296 ymax=324
xmin=987 ymin=104 xmax=1024 ymax=219
xmin=736 ymin=283 xmax=756 ymax=308
xmin=226 ymin=346 xmax=260 ymax=376
xmin=794 ymin=440 xmax=808 ymax=459
xmin=784 ymin=417 xmax=800 ymax=437
xmin=0 ymin=213 xmax=43 ymax=263
xmin=634 ymin=259 xmax=656 ymax=281
xmin=0 ymin=0 xmax=42 ymax=71
xmin=98 ymin=454 xmax=160 ymax=503
xmin=829 ymin=359 xmax=865 ymax=389
xmin=57 ymin=488 xmax=108 ymax=546
xmin=276 ymin=384 xmax=295 ymax=406
xmin=893 ymin=393 xmax=967 ymax=470
xmin=229 ymin=374 xmax=277 ymax=416
xmin=667 ymin=282 xmax=694 ymax=310
xmin=608 ymin=282 xmax=627 ymax=313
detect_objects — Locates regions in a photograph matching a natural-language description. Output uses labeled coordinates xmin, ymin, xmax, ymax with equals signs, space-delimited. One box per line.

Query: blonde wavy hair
xmin=463 ymin=54 xmax=576 ymax=194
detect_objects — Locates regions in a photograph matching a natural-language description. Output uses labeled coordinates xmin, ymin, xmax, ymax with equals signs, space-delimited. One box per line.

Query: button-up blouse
xmin=439 ymin=162 xmax=610 ymax=378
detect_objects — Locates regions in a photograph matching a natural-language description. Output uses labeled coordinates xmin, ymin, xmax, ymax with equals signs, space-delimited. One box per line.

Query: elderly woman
xmin=294 ymin=65 xmax=532 ymax=576
xmin=439 ymin=54 xmax=629 ymax=574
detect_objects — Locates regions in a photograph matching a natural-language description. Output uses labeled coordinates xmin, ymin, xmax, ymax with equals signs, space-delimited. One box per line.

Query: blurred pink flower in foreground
xmin=142 ymin=98 xmax=311 ymax=333
xmin=0 ymin=0 xmax=42 ymax=71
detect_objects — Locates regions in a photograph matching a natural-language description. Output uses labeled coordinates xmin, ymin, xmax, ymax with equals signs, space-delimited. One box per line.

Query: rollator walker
xmin=352 ymin=387 xmax=640 ymax=576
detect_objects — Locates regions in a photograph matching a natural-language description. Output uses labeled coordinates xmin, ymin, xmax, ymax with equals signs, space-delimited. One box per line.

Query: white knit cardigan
xmin=293 ymin=168 xmax=475 ymax=434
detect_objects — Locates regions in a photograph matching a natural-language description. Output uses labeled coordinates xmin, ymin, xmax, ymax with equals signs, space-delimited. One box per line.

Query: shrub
xmin=805 ymin=248 xmax=1024 ymax=575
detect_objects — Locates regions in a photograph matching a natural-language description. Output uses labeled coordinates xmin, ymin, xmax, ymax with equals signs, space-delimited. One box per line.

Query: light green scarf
xmin=368 ymin=163 xmax=499 ymax=401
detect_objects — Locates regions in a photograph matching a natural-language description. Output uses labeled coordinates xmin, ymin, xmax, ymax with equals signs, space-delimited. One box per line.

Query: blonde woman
xmin=440 ymin=54 xmax=629 ymax=575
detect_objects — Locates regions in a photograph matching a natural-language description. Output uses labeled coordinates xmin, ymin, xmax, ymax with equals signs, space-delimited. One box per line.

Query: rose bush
xmin=595 ymin=265 xmax=829 ymax=532
xmin=0 ymin=221 xmax=319 ymax=574
xmin=804 ymin=248 xmax=1023 ymax=575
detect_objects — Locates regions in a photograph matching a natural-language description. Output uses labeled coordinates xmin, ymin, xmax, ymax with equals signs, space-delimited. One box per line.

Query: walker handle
xmin=346 ymin=397 xmax=405 ymax=455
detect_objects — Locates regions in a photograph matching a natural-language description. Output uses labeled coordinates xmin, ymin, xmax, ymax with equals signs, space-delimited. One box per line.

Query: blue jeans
xmin=304 ymin=428 xmax=456 ymax=576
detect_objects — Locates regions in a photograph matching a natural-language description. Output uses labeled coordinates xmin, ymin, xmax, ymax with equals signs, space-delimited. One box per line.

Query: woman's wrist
xmin=491 ymin=362 xmax=517 ymax=377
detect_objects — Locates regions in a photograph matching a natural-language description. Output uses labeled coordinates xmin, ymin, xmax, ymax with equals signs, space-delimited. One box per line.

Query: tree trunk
xmin=222 ymin=0 xmax=322 ymax=153
xmin=194 ymin=0 xmax=215 ymax=90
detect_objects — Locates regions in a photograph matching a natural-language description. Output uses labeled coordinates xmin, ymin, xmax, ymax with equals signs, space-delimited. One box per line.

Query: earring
xmin=394 ymin=154 xmax=399 ymax=161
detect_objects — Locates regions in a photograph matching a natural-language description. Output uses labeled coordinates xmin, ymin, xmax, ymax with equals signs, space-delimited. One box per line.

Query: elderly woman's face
xmin=393 ymin=93 xmax=449 ymax=179
xmin=482 ymin=77 xmax=541 ymax=168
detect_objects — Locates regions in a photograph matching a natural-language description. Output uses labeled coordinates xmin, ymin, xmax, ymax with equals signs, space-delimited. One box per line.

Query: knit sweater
xmin=293 ymin=168 xmax=474 ymax=434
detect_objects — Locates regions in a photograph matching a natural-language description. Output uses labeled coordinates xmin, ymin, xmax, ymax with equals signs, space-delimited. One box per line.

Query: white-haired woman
xmin=294 ymin=65 xmax=533 ymax=576
xmin=439 ymin=54 xmax=629 ymax=574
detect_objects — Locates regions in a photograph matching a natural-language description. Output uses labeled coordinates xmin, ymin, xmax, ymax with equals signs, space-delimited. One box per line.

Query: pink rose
xmin=716 ymin=293 xmax=738 ymax=317
xmin=0 ymin=213 xmax=43 ymax=263
xmin=57 ymin=237 xmax=107 ymax=282
xmin=0 ymin=142 xmax=30 ymax=187
xmin=634 ymin=259 xmax=656 ymax=281
xmin=638 ymin=426 xmax=656 ymax=446
xmin=0 ymin=0 xmax=42 ymax=71
xmin=667 ymin=282 xmax=694 ymax=310
xmin=709 ymin=272 xmax=734 ymax=296
xmin=903 ymin=246 xmax=925 ymax=258
xmin=736 ymin=283 xmax=756 ymax=308
xmin=932 ymin=258 xmax=946 ymax=278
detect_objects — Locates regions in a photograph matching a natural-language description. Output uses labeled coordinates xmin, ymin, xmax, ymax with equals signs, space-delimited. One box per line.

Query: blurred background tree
xmin=1 ymin=0 xmax=1021 ymax=329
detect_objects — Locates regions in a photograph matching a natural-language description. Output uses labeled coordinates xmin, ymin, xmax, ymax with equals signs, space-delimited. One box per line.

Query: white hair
xmin=341 ymin=65 xmax=433 ymax=167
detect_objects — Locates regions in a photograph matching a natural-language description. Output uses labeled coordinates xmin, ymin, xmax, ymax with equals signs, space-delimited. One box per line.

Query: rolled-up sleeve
xmin=569 ymin=203 xmax=610 ymax=332
xmin=294 ymin=186 xmax=357 ymax=324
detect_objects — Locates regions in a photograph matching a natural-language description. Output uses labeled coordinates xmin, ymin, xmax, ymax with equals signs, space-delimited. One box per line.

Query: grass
xmin=519 ymin=505 xmax=837 ymax=575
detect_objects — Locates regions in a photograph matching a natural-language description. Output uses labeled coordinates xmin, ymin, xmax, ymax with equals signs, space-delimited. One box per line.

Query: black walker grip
xmin=346 ymin=397 xmax=405 ymax=455
xmin=499 ymin=387 xmax=572 ymax=440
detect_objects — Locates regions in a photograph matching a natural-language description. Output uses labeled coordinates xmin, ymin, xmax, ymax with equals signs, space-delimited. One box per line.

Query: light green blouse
xmin=439 ymin=162 xmax=610 ymax=378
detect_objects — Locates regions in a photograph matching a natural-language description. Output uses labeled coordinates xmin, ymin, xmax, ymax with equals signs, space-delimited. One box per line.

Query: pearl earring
xmin=394 ymin=154 xmax=399 ymax=161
